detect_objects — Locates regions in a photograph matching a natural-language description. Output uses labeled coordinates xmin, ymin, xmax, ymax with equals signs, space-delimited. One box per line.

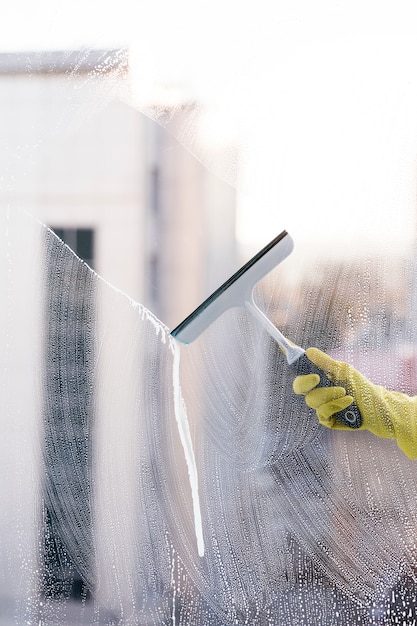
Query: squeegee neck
xmin=245 ymin=298 xmax=305 ymax=364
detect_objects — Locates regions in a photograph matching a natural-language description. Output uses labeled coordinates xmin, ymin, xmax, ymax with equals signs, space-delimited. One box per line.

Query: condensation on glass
xmin=2 ymin=209 xmax=417 ymax=625
xmin=2 ymin=41 xmax=417 ymax=626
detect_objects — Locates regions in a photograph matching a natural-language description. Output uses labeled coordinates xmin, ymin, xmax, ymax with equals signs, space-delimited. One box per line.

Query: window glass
xmin=3 ymin=3 xmax=417 ymax=624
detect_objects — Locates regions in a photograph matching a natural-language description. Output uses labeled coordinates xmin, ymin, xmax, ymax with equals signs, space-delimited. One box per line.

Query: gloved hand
xmin=293 ymin=347 xmax=417 ymax=460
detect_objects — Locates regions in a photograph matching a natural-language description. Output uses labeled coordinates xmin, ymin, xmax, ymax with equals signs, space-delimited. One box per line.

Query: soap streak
xmin=171 ymin=338 xmax=205 ymax=557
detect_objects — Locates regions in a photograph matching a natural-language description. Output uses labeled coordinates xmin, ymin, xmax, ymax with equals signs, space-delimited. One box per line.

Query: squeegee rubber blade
xmin=171 ymin=231 xmax=293 ymax=344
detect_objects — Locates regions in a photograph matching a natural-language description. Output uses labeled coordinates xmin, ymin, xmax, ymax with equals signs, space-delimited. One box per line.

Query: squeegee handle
xmin=292 ymin=353 xmax=363 ymax=429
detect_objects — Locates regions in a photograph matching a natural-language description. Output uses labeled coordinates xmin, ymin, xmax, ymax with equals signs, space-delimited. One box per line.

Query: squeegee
xmin=171 ymin=231 xmax=362 ymax=429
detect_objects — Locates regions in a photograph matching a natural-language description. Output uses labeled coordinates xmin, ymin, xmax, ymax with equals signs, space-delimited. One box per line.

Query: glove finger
xmin=305 ymin=386 xmax=347 ymax=410
xmin=305 ymin=347 xmax=349 ymax=383
xmin=293 ymin=373 xmax=320 ymax=395
xmin=316 ymin=395 xmax=355 ymax=421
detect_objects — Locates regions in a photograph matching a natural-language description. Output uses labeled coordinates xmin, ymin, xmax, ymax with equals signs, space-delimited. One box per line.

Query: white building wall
xmin=0 ymin=210 xmax=43 ymax=624
xmin=0 ymin=64 xmax=148 ymax=303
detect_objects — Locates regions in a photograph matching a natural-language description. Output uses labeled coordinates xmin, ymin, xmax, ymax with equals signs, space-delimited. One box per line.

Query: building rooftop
xmin=0 ymin=48 xmax=128 ymax=75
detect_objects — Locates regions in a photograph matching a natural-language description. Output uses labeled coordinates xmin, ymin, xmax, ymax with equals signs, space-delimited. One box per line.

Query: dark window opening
xmin=150 ymin=166 xmax=160 ymax=214
xmin=51 ymin=227 xmax=95 ymax=268
xmin=42 ymin=227 xmax=96 ymax=602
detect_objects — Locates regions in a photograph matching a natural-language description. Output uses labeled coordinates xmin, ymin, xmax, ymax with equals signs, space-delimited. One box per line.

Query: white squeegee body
xmin=171 ymin=231 xmax=362 ymax=429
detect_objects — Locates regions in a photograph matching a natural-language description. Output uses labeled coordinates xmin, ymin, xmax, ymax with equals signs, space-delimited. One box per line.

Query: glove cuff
xmin=382 ymin=391 xmax=417 ymax=459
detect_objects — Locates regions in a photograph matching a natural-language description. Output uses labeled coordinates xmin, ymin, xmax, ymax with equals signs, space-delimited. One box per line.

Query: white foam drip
xmin=170 ymin=337 xmax=205 ymax=557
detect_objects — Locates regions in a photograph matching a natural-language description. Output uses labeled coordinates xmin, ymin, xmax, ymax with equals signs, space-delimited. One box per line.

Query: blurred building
xmin=0 ymin=48 xmax=237 ymax=328
xmin=0 ymin=48 xmax=236 ymax=612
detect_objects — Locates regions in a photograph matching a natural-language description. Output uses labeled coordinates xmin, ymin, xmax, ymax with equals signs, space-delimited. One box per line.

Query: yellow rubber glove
xmin=293 ymin=347 xmax=417 ymax=460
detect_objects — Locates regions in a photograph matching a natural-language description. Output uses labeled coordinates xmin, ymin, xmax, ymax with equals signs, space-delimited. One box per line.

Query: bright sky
xmin=3 ymin=0 xmax=417 ymax=259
